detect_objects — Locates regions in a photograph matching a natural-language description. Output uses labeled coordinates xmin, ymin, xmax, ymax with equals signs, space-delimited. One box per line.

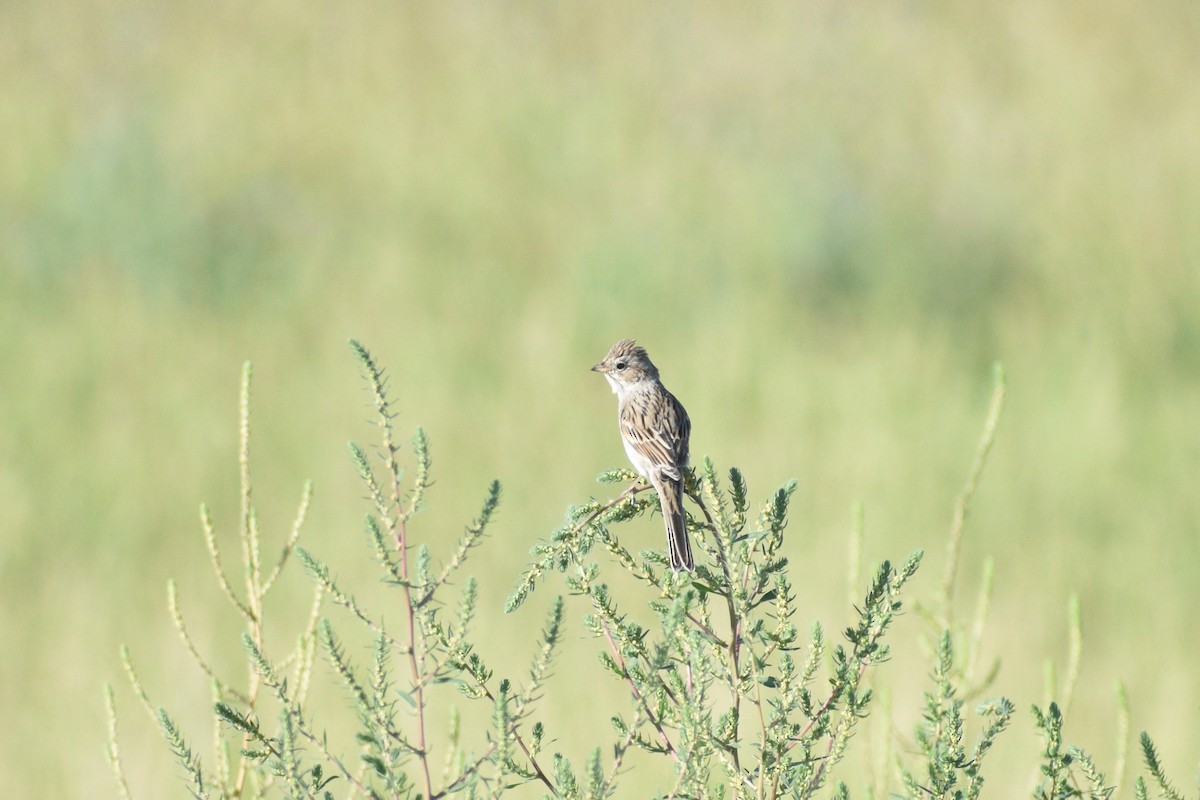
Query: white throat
xmin=610 ymin=377 xmax=655 ymax=405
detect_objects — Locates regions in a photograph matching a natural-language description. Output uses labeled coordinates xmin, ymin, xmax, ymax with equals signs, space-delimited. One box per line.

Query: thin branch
xmin=119 ymin=645 xmax=156 ymax=722
xmin=595 ymin=611 xmax=680 ymax=763
xmin=104 ymin=684 xmax=133 ymax=800
xmin=200 ymin=504 xmax=254 ymax=621
xmin=168 ymin=579 xmax=251 ymax=706
xmin=471 ymin=680 xmax=559 ymax=797
xmin=940 ymin=363 xmax=1006 ymax=621
xmin=263 ymin=479 xmax=314 ymax=594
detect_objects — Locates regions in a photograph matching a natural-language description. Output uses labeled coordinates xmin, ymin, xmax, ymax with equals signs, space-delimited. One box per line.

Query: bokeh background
xmin=3 ymin=1 xmax=1199 ymax=796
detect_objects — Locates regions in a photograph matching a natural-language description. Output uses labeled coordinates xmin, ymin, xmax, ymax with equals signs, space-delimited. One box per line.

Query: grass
xmin=3 ymin=0 xmax=1200 ymax=795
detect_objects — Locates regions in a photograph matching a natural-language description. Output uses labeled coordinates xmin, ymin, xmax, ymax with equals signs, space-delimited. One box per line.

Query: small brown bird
xmin=592 ymin=339 xmax=694 ymax=571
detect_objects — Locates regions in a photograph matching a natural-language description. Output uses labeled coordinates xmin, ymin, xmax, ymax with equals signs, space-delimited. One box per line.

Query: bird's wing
xmin=620 ymin=391 xmax=690 ymax=479
xmin=676 ymin=396 xmax=691 ymax=468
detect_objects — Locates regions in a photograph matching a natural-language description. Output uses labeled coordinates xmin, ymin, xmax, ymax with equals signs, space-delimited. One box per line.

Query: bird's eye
xmin=615 ymin=361 xmax=627 ymax=370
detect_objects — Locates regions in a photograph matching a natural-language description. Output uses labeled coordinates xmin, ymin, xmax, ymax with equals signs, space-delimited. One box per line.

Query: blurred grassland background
xmin=3 ymin=0 xmax=1200 ymax=795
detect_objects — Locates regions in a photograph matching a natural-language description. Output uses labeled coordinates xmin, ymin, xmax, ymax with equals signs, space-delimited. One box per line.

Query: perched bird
xmin=592 ymin=339 xmax=694 ymax=571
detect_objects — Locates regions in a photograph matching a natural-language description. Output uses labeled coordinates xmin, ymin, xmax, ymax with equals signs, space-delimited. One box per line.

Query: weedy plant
xmin=107 ymin=344 xmax=1192 ymax=799
xmin=108 ymin=343 xmax=561 ymax=799
xmin=507 ymin=458 xmax=922 ymax=797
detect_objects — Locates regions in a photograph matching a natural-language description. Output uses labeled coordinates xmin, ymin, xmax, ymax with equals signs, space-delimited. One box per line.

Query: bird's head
xmin=592 ymin=339 xmax=659 ymax=394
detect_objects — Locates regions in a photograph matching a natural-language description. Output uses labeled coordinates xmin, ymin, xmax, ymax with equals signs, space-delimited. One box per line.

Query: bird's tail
xmin=656 ymin=477 xmax=694 ymax=572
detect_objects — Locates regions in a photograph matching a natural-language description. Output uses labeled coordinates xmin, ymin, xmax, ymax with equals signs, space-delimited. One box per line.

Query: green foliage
xmin=106 ymin=347 xmax=1191 ymax=798
xmin=900 ymin=630 xmax=1014 ymax=800
xmin=511 ymin=450 xmax=923 ymax=796
xmin=1139 ymin=732 xmax=1186 ymax=800
xmin=110 ymin=344 xmax=560 ymax=798
xmin=156 ymin=708 xmax=209 ymax=799
xmin=1028 ymin=702 xmax=1114 ymax=800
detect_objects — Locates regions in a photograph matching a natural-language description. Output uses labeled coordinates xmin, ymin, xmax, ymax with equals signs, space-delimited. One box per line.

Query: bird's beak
xmin=591 ymin=362 xmax=607 ymax=373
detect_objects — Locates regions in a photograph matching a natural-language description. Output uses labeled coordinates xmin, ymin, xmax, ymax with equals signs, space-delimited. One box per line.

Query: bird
xmin=591 ymin=339 xmax=694 ymax=572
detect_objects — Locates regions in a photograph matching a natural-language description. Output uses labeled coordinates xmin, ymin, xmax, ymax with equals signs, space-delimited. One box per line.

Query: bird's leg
xmin=622 ymin=480 xmax=653 ymax=502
